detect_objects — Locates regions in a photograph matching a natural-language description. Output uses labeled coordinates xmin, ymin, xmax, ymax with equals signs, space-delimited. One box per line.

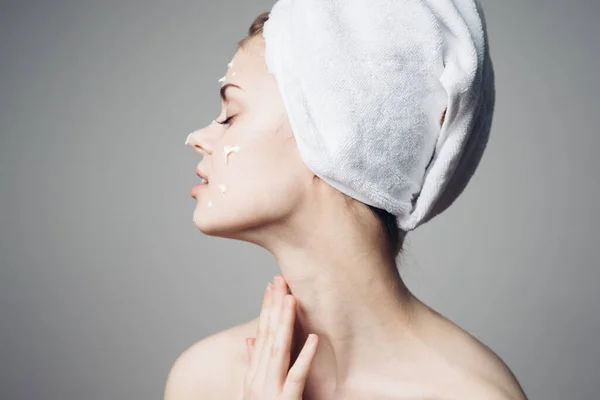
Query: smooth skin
xmin=243 ymin=276 xmax=318 ymax=399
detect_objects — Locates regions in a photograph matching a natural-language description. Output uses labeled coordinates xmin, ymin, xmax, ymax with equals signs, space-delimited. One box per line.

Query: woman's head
xmin=187 ymin=12 xmax=405 ymax=256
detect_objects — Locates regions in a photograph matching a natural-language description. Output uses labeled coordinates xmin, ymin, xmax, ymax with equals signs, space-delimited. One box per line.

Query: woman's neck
xmin=266 ymin=228 xmax=425 ymax=394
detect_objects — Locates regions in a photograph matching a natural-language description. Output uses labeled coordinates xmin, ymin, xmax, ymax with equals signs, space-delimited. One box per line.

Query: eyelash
xmin=216 ymin=115 xmax=235 ymax=125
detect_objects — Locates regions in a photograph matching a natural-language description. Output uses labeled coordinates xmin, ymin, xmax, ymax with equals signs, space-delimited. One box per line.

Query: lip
xmin=192 ymin=166 xmax=210 ymax=199
xmin=195 ymin=167 xmax=210 ymax=182
xmin=191 ymin=183 xmax=208 ymax=198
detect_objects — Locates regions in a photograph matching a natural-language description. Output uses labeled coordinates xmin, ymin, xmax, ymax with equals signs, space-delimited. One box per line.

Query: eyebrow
xmin=220 ymin=83 xmax=244 ymax=102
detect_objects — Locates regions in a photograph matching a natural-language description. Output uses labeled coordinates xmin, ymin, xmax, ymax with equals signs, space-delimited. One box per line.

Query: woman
xmin=165 ymin=5 xmax=528 ymax=400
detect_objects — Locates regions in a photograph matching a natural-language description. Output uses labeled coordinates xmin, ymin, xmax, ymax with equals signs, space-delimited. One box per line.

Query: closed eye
xmin=216 ymin=115 xmax=236 ymax=125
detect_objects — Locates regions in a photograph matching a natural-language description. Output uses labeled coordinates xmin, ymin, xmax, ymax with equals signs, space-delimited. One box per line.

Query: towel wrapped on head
xmin=262 ymin=0 xmax=495 ymax=232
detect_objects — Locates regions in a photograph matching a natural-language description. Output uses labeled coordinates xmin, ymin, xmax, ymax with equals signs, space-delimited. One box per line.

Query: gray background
xmin=1 ymin=0 xmax=598 ymax=399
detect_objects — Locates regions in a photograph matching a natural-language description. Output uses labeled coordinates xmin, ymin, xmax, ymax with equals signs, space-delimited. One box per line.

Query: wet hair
xmin=238 ymin=12 xmax=407 ymax=257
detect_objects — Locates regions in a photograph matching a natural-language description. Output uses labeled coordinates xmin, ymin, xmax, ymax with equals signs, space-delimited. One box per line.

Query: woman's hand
xmin=243 ymin=276 xmax=319 ymax=400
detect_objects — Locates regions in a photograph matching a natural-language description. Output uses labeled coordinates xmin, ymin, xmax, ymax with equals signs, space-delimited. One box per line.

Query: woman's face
xmin=187 ymin=37 xmax=312 ymax=239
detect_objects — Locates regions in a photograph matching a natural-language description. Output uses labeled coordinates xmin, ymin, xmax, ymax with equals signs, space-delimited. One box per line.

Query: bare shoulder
xmin=454 ymin=376 xmax=529 ymax=400
xmin=163 ymin=317 xmax=259 ymax=400
xmin=409 ymin=305 xmax=528 ymax=400
xmin=451 ymin=332 xmax=528 ymax=400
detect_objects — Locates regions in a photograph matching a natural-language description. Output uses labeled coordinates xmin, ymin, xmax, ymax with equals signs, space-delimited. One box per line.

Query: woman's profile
xmin=165 ymin=1 xmax=528 ymax=399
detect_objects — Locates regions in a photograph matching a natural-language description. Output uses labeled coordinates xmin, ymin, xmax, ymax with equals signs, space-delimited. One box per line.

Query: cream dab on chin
xmin=224 ymin=145 xmax=240 ymax=164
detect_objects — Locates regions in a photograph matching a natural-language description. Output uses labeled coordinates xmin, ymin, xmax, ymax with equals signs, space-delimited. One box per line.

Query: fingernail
xmin=308 ymin=334 xmax=317 ymax=344
xmin=285 ymin=296 xmax=293 ymax=309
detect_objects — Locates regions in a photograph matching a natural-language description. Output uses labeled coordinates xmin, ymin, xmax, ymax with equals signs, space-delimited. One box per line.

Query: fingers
xmin=243 ymin=275 xmax=318 ymax=399
xmin=269 ymin=277 xmax=287 ymax=332
xmin=254 ymin=276 xmax=288 ymax=384
xmin=246 ymin=337 xmax=256 ymax=364
xmin=267 ymin=294 xmax=296 ymax=384
xmin=283 ymin=334 xmax=319 ymax=397
xmin=247 ymin=281 xmax=272 ymax=380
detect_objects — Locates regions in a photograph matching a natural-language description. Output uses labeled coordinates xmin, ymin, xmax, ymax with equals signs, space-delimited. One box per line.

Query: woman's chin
xmin=192 ymin=210 xmax=243 ymax=238
xmin=192 ymin=210 xmax=270 ymax=245
xmin=192 ymin=213 xmax=225 ymax=236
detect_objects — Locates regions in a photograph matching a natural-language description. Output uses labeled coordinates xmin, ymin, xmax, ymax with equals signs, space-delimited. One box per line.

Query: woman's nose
xmin=185 ymin=124 xmax=219 ymax=155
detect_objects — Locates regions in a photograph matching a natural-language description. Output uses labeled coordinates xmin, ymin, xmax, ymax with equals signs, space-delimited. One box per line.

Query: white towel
xmin=262 ymin=0 xmax=495 ymax=232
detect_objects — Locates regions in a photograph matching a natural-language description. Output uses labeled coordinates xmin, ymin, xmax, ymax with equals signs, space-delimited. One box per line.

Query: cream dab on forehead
xmin=218 ymin=60 xmax=235 ymax=84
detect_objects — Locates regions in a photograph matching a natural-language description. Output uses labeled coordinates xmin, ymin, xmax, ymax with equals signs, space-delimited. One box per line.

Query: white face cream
xmin=224 ymin=145 xmax=241 ymax=164
xmin=218 ymin=184 xmax=227 ymax=195
xmin=219 ymin=60 xmax=234 ymax=84
xmin=207 ymin=201 xmax=213 ymax=207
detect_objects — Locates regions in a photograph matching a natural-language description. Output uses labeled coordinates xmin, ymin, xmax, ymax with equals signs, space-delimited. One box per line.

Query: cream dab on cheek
xmin=224 ymin=145 xmax=240 ymax=164
xmin=218 ymin=141 xmax=239 ymax=197
xmin=207 ymin=201 xmax=213 ymax=207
